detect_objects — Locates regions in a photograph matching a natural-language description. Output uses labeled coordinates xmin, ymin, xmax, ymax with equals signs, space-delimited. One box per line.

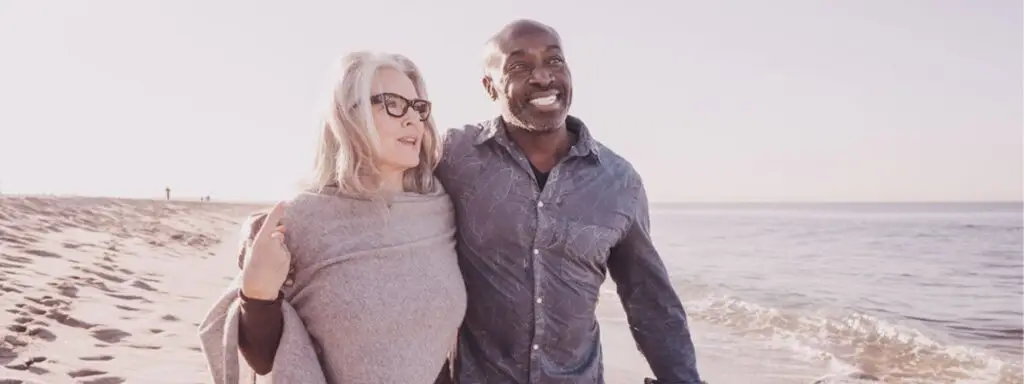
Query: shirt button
xmin=532 ymin=344 xmax=539 ymax=350
xmin=537 ymin=201 xmax=544 ymax=208
xmin=532 ymin=249 xmax=539 ymax=255
xmin=536 ymin=297 xmax=543 ymax=304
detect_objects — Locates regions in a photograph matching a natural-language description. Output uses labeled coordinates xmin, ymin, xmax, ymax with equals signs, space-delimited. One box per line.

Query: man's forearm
xmin=621 ymin=286 xmax=701 ymax=383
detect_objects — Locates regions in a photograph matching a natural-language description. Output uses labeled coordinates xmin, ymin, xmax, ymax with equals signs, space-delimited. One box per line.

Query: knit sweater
xmin=198 ymin=185 xmax=467 ymax=384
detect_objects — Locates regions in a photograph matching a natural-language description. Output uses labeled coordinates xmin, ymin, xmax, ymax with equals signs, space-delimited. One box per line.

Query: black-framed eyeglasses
xmin=370 ymin=92 xmax=432 ymax=122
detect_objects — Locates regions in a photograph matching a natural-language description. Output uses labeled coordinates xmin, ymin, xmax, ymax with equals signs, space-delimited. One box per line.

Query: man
xmin=436 ymin=19 xmax=703 ymax=384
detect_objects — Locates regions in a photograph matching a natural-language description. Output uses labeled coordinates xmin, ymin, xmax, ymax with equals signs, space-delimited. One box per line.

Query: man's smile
xmin=526 ymin=90 xmax=563 ymax=112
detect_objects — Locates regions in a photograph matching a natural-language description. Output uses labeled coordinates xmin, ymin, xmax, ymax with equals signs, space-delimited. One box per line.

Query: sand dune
xmin=0 ymin=196 xmax=264 ymax=384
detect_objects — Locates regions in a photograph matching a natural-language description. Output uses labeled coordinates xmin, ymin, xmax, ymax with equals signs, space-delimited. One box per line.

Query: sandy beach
xmin=0 ymin=196 xmax=912 ymax=384
xmin=0 ymin=196 xmax=263 ymax=384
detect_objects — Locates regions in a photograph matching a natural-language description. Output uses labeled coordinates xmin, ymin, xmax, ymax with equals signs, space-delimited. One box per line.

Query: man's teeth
xmin=529 ymin=95 xmax=558 ymax=106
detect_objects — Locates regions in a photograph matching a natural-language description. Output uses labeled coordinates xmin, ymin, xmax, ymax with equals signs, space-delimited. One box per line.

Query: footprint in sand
xmin=61 ymin=242 xmax=85 ymax=249
xmin=4 ymin=356 xmax=47 ymax=373
xmin=105 ymin=293 xmax=151 ymax=304
xmin=127 ymin=344 xmax=161 ymax=350
xmin=0 ymin=261 xmax=25 ymax=270
xmin=4 ymin=335 xmax=28 ymax=347
xmin=89 ymin=327 xmax=131 ymax=344
xmin=0 ymin=232 xmax=36 ymax=247
xmin=0 ymin=379 xmax=44 ymax=384
xmin=3 ymin=324 xmax=53 ymax=342
xmin=26 ymin=295 xmax=68 ymax=308
xmin=72 ymin=266 xmax=126 ymax=284
xmin=0 ymin=345 xmax=18 ymax=366
xmin=24 ymin=327 xmax=56 ymax=342
xmin=79 ymin=277 xmax=111 ymax=293
xmin=21 ymin=249 xmax=61 ymax=259
xmin=139 ymin=276 xmax=161 ymax=285
xmin=67 ymin=368 xmax=106 ymax=378
xmin=77 ymin=355 xmax=114 ymax=362
xmin=46 ymin=280 xmax=80 ymax=298
xmin=45 ymin=309 xmax=93 ymax=329
xmin=77 ymin=376 xmax=126 ymax=384
xmin=14 ymin=304 xmax=46 ymax=316
xmin=9 ymin=282 xmax=30 ymax=290
xmin=1 ymin=255 xmax=33 ymax=265
xmin=127 ymin=280 xmax=155 ymax=292
xmin=96 ymin=264 xmax=117 ymax=272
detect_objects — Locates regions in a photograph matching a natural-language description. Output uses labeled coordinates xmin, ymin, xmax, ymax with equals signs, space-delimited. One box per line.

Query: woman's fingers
xmin=254 ymin=201 xmax=288 ymax=243
xmin=269 ymin=226 xmax=290 ymax=259
xmin=270 ymin=229 xmax=286 ymax=244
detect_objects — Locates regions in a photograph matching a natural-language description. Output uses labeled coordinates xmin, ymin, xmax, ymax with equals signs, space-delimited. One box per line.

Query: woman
xmin=198 ymin=51 xmax=467 ymax=384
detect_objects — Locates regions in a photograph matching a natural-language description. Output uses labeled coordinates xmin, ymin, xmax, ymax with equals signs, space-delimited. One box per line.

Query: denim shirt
xmin=436 ymin=116 xmax=702 ymax=384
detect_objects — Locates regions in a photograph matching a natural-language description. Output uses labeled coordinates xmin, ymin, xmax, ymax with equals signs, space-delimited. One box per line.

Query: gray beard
xmin=503 ymin=112 xmax=560 ymax=133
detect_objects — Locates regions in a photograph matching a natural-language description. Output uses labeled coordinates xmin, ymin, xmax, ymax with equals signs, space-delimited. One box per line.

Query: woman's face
xmin=369 ymin=68 xmax=431 ymax=174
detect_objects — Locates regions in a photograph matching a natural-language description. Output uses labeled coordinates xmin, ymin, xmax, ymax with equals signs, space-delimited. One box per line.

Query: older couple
xmin=199 ymin=19 xmax=703 ymax=384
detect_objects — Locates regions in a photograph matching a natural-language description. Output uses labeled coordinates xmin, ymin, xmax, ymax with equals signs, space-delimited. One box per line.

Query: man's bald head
xmin=482 ymin=19 xmax=562 ymax=74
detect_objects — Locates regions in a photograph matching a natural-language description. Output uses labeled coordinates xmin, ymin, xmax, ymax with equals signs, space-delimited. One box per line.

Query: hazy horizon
xmin=1 ymin=1 xmax=1020 ymax=203
xmin=1 ymin=192 xmax=1020 ymax=206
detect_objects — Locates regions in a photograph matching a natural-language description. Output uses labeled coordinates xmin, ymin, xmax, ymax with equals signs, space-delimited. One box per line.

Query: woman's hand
xmin=240 ymin=202 xmax=292 ymax=301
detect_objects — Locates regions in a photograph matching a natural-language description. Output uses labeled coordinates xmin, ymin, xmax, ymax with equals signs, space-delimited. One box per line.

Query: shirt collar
xmin=473 ymin=115 xmax=601 ymax=162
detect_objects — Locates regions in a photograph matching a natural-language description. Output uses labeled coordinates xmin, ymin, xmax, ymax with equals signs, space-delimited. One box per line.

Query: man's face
xmin=485 ymin=29 xmax=572 ymax=132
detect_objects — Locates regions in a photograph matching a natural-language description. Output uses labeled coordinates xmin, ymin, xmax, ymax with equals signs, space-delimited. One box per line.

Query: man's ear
xmin=481 ymin=76 xmax=498 ymax=101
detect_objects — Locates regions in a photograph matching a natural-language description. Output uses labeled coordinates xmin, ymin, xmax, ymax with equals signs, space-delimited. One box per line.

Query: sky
xmin=0 ymin=1 xmax=1020 ymax=203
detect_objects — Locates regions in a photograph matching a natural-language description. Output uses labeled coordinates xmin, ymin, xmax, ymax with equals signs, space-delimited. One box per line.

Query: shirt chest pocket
xmin=549 ymin=197 xmax=631 ymax=269
xmin=559 ymin=220 xmax=621 ymax=267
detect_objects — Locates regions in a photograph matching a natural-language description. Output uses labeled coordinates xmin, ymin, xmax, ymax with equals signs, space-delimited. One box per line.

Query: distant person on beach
xmin=198 ymin=52 xmax=465 ymax=383
xmin=221 ymin=20 xmax=702 ymax=384
xmin=165 ymin=186 xmax=171 ymax=201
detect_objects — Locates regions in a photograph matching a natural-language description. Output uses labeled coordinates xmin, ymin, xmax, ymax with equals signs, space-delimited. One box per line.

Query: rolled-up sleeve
xmin=607 ymin=179 xmax=702 ymax=384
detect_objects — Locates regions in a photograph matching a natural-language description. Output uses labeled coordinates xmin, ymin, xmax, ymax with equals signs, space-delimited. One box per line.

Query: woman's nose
xmin=403 ymin=116 xmax=422 ymax=132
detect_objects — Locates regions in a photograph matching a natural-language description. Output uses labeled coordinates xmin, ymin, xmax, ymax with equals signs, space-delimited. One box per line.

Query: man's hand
xmin=240 ymin=202 xmax=291 ymax=301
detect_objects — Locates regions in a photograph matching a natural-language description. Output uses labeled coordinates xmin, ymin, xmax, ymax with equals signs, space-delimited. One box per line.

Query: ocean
xmin=650 ymin=202 xmax=1022 ymax=383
